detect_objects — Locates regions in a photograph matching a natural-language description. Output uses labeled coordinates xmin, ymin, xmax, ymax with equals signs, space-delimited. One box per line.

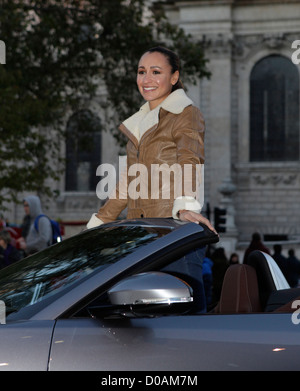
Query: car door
xmin=49 ymin=312 xmax=300 ymax=371
xmin=0 ymin=320 xmax=55 ymax=371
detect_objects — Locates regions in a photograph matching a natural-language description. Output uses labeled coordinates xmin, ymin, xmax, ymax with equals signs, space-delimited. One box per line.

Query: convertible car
xmin=0 ymin=218 xmax=299 ymax=371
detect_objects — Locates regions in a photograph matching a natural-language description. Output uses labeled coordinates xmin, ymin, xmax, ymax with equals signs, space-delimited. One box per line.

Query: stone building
xmin=9 ymin=0 xmax=300 ymax=256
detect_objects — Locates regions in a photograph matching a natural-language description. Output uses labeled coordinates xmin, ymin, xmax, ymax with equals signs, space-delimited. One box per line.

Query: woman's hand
xmin=178 ymin=210 xmax=218 ymax=235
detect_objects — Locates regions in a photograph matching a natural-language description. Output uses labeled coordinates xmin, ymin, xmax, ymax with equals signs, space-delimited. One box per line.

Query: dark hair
xmin=144 ymin=46 xmax=184 ymax=91
xmin=251 ymin=232 xmax=261 ymax=242
xmin=288 ymin=249 xmax=295 ymax=257
xmin=273 ymin=244 xmax=282 ymax=253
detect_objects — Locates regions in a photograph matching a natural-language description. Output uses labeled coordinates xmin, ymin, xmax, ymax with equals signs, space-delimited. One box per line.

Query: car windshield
xmin=0 ymin=225 xmax=171 ymax=316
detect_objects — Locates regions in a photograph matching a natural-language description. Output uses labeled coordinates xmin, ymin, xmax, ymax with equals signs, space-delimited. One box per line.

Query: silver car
xmin=0 ymin=218 xmax=299 ymax=371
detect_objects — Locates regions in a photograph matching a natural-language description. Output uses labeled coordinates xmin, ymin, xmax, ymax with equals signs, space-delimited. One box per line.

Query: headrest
xmin=217 ymin=264 xmax=262 ymax=313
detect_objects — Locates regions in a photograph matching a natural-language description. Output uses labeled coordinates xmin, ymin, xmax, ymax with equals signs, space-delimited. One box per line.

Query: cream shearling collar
xmin=122 ymin=89 xmax=194 ymax=141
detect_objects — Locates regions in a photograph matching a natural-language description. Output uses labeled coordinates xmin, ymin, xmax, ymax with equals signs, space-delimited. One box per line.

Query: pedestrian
xmin=0 ymin=230 xmax=23 ymax=269
xmin=288 ymin=248 xmax=300 ymax=264
xmin=274 ymin=246 xmax=300 ymax=288
xmin=87 ymin=46 xmax=216 ymax=312
xmin=229 ymin=252 xmax=239 ymax=265
xmin=272 ymin=244 xmax=286 ymax=268
xmin=16 ymin=195 xmax=52 ymax=255
xmin=243 ymin=232 xmax=270 ymax=264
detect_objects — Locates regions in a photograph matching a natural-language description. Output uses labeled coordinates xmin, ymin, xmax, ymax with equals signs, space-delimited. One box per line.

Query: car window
xmin=0 ymin=225 xmax=171 ymax=316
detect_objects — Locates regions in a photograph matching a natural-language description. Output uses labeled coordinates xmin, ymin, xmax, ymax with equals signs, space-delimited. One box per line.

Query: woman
xmin=87 ymin=46 xmax=215 ymax=312
xmin=87 ymin=46 xmax=215 ymax=232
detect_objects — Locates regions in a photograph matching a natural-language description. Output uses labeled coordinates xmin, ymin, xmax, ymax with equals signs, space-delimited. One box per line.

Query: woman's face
xmin=137 ymin=51 xmax=179 ymax=110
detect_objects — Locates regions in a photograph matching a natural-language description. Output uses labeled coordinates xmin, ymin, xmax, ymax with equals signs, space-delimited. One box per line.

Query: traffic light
xmin=214 ymin=207 xmax=226 ymax=233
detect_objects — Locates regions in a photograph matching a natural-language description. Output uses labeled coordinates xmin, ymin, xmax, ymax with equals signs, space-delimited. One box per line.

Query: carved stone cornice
xmin=262 ymin=33 xmax=286 ymax=49
xmin=231 ymin=32 xmax=298 ymax=59
xmin=201 ymin=33 xmax=233 ymax=57
xmin=251 ymin=173 xmax=298 ymax=186
xmin=202 ymin=31 xmax=295 ymax=60
xmin=235 ymin=162 xmax=300 ymax=189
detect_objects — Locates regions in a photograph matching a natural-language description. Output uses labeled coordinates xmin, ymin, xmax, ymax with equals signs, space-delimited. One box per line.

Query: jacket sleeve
xmin=171 ymin=106 xmax=205 ymax=218
xmin=87 ymin=167 xmax=128 ymax=228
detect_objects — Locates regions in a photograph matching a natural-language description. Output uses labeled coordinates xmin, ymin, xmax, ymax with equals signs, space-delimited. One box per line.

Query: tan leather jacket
xmin=87 ymin=89 xmax=205 ymax=228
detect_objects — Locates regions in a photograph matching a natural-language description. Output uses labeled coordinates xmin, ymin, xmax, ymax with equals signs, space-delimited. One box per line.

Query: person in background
xmin=0 ymin=230 xmax=23 ymax=269
xmin=286 ymin=249 xmax=300 ymax=288
xmin=16 ymin=195 xmax=52 ymax=255
xmin=229 ymin=252 xmax=239 ymax=265
xmin=243 ymin=232 xmax=270 ymax=264
xmin=273 ymin=245 xmax=300 ymax=288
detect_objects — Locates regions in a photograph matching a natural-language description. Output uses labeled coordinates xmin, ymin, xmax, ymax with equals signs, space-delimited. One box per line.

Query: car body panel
xmin=49 ymin=314 xmax=300 ymax=371
xmin=0 ymin=320 xmax=55 ymax=371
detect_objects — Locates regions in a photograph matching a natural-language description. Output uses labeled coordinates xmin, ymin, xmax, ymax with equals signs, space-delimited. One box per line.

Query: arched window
xmin=250 ymin=55 xmax=299 ymax=161
xmin=65 ymin=110 xmax=101 ymax=191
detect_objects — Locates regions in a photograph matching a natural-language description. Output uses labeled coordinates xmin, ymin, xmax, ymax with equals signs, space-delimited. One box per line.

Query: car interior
xmin=212 ymin=250 xmax=300 ymax=314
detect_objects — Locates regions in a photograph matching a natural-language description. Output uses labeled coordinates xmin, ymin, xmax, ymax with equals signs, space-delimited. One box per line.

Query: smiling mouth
xmin=143 ymin=87 xmax=157 ymax=91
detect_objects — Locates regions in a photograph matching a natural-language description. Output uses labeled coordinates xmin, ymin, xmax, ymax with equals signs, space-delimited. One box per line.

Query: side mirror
xmin=107 ymin=271 xmax=193 ymax=317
